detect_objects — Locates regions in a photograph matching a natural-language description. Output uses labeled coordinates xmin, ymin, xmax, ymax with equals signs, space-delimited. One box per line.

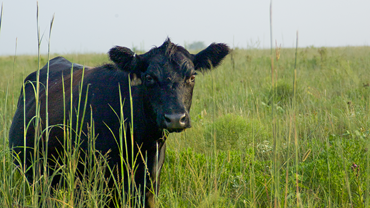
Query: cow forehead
xmin=150 ymin=50 xmax=192 ymax=65
xmin=148 ymin=53 xmax=194 ymax=76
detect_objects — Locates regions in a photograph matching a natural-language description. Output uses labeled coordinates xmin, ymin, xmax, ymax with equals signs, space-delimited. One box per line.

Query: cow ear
xmin=109 ymin=46 xmax=135 ymax=71
xmin=133 ymin=54 xmax=149 ymax=72
xmin=193 ymin=43 xmax=230 ymax=71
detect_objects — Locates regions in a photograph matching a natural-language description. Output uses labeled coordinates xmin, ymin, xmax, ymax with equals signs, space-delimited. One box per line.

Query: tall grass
xmin=2 ymin=45 xmax=370 ymax=207
xmin=1 ymin=5 xmax=150 ymax=207
xmin=1 ymin=7 xmax=370 ymax=208
xmin=160 ymin=45 xmax=370 ymax=207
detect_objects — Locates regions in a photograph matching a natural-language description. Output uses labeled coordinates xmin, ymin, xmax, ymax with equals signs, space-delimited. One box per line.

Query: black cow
xmin=9 ymin=38 xmax=229 ymax=207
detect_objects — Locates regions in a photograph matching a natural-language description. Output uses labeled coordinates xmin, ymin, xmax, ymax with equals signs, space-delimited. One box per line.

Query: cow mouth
xmin=166 ymin=127 xmax=188 ymax=133
xmin=160 ymin=123 xmax=191 ymax=133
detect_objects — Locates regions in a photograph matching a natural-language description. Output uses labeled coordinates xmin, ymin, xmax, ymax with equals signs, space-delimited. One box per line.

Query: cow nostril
xmin=179 ymin=114 xmax=186 ymax=125
xmin=164 ymin=115 xmax=172 ymax=123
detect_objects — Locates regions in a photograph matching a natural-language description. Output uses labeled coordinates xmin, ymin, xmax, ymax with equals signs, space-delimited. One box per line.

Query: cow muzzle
xmin=163 ymin=113 xmax=188 ymax=132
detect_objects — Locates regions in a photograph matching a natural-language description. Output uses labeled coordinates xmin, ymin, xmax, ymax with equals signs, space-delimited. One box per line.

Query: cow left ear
xmin=192 ymin=43 xmax=230 ymax=71
xmin=109 ymin=46 xmax=135 ymax=71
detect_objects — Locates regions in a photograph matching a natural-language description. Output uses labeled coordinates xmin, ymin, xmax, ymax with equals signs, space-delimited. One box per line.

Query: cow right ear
xmin=109 ymin=46 xmax=135 ymax=71
xmin=192 ymin=43 xmax=230 ymax=71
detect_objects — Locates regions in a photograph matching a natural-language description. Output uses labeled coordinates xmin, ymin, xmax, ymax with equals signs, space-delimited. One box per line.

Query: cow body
xmin=9 ymin=39 xmax=229 ymax=207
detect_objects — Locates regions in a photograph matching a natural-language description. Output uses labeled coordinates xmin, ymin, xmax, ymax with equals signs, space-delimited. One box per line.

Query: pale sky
xmin=0 ymin=0 xmax=369 ymax=55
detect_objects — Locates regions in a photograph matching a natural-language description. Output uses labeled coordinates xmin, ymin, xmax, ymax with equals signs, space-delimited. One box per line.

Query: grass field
xmin=1 ymin=45 xmax=370 ymax=207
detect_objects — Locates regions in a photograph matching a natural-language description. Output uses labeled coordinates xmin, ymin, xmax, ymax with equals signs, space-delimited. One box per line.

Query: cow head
xmin=109 ymin=38 xmax=229 ymax=132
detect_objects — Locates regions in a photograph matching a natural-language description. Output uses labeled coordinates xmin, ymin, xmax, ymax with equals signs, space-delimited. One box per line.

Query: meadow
xmin=1 ymin=45 xmax=370 ymax=207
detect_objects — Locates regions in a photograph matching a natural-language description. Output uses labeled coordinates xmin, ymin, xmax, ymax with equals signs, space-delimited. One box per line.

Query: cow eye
xmin=145 ymin=74 xmax=155 ymax=84
xmin=187 ymin=74 xmax=196 ymax=84
xmin=190 ymin=75 xmax=196 ymax=82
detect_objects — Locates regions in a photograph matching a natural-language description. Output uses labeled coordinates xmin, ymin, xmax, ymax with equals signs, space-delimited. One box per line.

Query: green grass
xmin=1 ymin=45 xmax=370 ymax=207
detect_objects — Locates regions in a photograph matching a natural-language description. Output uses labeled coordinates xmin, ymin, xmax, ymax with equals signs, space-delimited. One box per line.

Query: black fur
xmin=192 ymin=43 xmax=230 ymax=70
xmin=9 ymin=38 xmax=229 ymax=208
xmin=108 ymin=46 xmax=135 ymax=70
